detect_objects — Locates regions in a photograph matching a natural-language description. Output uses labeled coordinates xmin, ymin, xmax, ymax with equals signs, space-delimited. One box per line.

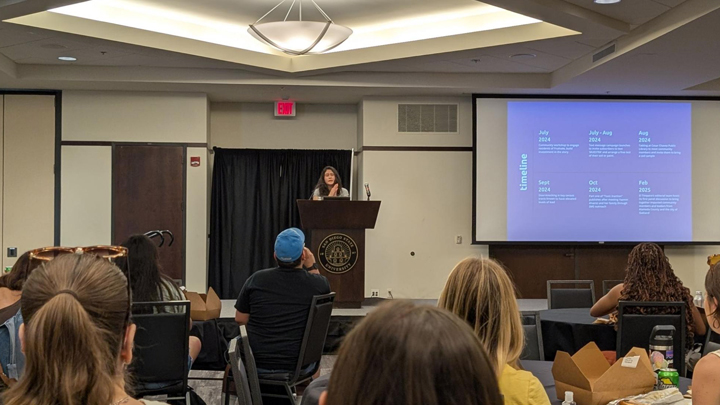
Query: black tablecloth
xmin=300 ymin=361 xmax=690 ymax=405
xmin=540 ymin=308 xmax=617 ymax=361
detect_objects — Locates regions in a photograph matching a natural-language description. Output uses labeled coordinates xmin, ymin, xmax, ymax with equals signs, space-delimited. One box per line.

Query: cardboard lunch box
xmin=183 ymin=287 xmax=222 ymax=321
xmin=552 ymin=342 xmax=656 ymax=405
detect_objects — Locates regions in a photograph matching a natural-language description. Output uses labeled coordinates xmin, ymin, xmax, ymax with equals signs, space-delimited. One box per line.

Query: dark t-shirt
xmin=235 ymin=267 xmax=331 ymax=371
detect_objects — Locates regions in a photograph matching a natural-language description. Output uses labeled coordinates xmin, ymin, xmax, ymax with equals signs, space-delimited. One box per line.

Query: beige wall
xmin=63 ymin=92 xmax=207 ymax=143
xmin=362 ymin=96 xmax=472 ymax=147
xmin=61 ymin=91 xmax=209 ymax=291
xmin=360 ymin=96 xmax=487 ymax=298
xmin=210 ymin=102 xmax=357 ymax=150
xmin=2 ymin=95 xmax=56 ymax=269
xmin=53 ymin=92 xmax=714 ymax=299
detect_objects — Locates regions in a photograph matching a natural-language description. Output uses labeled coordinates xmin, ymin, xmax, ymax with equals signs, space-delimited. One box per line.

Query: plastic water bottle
xmin=562 ymin=391 xmax=576 ymax=405
xmin=694 ymin=291 xmax=704 ymax=308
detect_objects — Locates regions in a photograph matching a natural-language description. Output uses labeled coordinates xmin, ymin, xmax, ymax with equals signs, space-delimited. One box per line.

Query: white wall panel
xmin=60 ymin=146 xmax=112 ymax=246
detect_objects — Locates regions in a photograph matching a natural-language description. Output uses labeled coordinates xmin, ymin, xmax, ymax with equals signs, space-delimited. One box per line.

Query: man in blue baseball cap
xmin=234 ymin=227 xmax=330 ymax=374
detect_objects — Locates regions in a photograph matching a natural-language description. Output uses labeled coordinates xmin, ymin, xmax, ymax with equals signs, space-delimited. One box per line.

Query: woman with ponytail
xmin=3 ymin=253 xmax=166 ymax=405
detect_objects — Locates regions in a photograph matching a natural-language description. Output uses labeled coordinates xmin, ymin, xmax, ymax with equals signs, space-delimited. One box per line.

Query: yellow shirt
xmin=498 ymin=364 xmax=551 ymax=405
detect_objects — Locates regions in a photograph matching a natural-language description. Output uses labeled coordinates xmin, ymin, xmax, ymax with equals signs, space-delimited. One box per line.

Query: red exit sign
xmin=275 ymin=101 xmax=296 ymax=117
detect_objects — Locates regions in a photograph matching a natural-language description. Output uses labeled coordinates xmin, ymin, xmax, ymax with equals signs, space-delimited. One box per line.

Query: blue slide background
xmin=506 ymin=101 xmax=692 ymax=242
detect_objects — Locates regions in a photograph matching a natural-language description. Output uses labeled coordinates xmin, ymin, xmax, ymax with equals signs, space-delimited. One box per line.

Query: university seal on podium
xmin=318 ymin=233 xmax=358 ymax=274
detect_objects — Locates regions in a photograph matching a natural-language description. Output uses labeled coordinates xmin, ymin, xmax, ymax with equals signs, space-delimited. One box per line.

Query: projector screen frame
xmin=471 ymin=93 xmax=720 ymax=246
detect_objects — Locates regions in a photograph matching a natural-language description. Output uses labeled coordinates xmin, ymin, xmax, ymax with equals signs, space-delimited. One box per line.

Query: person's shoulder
xmin=500 ymin=365 xmax=550 ymax=405
xmin=695 ymin=351 xmax=720 ymax=378
xmin=251 ymin=267 xmax=280 ymax=277
xmin=306 ymin=272 xmax=330 ymax=287
xmin=501 ymin=364 xmax=536 ymax=382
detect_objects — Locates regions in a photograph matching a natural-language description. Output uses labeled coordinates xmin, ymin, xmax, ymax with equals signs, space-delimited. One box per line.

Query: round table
xmin=522 ymin=360 xmax=690 ymax=404
xmin=540 ymin=308 xmax=617 ymax=361
xmin=300 ymin=360 xmax=691 ymax=405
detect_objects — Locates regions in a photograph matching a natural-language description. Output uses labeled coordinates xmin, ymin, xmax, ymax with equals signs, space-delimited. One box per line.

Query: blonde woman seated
xmin=439 ymin=257 xmax=551 ymax=405
xmin=691 ymin=262 xmax=720 ymax=404
xmin=3 ymin=253 xmax=167 ymax=405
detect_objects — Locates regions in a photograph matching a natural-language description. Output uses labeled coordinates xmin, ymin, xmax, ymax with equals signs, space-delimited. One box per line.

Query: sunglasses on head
xmin=28 ymin=245 xmax=132 ymax=323
xmin=28 ymin=245 xmax=128 ymax=261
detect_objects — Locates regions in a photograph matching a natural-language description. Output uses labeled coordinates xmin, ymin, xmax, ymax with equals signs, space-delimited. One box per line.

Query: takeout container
xmin=183 ymin=287 xmax=222 ymax=321
xmin=552 ymin=342 xmax=656 ymax=405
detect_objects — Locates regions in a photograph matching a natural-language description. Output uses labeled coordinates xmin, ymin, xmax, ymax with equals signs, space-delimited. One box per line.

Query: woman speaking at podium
xmin=312 ymin=166 xmax=349 ymax=200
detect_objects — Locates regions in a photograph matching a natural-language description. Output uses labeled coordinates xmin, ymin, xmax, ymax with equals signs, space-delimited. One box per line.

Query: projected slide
xmin=506 ymin=101 xmax=692 ymax=242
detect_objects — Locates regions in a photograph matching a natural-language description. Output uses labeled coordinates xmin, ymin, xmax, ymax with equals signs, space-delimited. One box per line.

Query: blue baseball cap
xmin=275 ymin=228 xmax=305 ymax=262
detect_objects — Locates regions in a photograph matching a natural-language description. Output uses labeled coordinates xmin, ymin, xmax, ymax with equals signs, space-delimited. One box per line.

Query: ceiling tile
xmin=651 ymin=0 xmax=686 ymax=7
xmin=525 ymin=38 xmax=597 ymax=60
xmin=562 ymin=0 xmax=671 ymax=26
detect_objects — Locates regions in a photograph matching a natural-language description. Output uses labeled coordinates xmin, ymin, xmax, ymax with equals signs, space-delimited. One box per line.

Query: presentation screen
xmin=474 ymin=97 xmax=720 ymax=243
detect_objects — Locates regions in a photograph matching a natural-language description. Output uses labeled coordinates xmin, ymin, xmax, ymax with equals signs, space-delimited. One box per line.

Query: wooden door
xmin=112 ymin=145 xmax=185 ymax=281
xmin=490 ymin=245 xmax=576 ymax=299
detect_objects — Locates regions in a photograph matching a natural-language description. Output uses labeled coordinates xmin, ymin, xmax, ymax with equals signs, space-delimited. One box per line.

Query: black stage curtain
xmin=209 ymin=148 xmax=352 ymax=299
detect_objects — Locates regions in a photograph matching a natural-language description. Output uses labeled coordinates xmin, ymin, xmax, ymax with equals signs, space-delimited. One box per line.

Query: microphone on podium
xmin=364 ymin=183 xmax=371 ymax=201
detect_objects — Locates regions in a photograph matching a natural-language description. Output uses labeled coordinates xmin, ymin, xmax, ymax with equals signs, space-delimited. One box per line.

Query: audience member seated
xmin=319 ymin=300 xmax=503 ymax=405
xmin=234 ymin=227 xmax=330 ymax=374
xmin=590 ymin=242 xmax=705 ymax=343
xmin=691 ymin=262 xmax=720 ymax=403
xmin=438 ymin=257 xmax=550 ymax=405
xmin=117 ymin=235 xmax=202 ymax=365
xmin=0 ymin=252 xmax=33 ymax=389
xmin=2 ymin=253 xmax=167 ymax=405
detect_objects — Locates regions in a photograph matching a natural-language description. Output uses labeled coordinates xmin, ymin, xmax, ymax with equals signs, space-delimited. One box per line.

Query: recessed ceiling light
xmin=510 ymin=53 xmax=536 ymax=59
xmin=58 ymin=56 xmax=77 ymax=61
xmin=594 ymin=0 xmax=621 ymax=4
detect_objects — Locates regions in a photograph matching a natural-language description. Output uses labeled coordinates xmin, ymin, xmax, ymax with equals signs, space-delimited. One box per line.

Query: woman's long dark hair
xmin=326 ymin=301 xmax=503 ymax=405
xmin=116 ymin=234 xmax=178 ymax=302
xmin=621 ymin=243 xmax=695 ymax=346
xmin=314 ymin=166 xmax=343 ymax=197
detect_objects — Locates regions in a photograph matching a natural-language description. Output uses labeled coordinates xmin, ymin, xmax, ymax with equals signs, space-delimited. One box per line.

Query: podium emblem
xmin=318 ymin=233 xmax=358 ymax=274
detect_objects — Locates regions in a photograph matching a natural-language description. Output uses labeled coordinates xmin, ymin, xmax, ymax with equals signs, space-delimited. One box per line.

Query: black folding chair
xmin=547 ymin=280 xmax=596 ymax=309
xmin=131 ymin=301 xmax=192 ymax=403
xmin=703 ymin=330 xmax=720 ymax=357
xmin=520 ymin=311 xmax=544 ymax=361
xmin=258 ymin=293 xmax=335 ymax=405
xmin=602 ymin=279 xmax=624 ymax=296
xmin=617 ymin=301 xmax=686 ymax=376
xmin=228 ymin=326 xmax=263 ymax=405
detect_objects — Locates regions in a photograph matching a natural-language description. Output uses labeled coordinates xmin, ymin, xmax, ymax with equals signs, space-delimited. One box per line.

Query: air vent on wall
xmin=398 ymin=104 xmax=458 ymax=133
xmin=592 ymin=44 xmax=616 ymax=63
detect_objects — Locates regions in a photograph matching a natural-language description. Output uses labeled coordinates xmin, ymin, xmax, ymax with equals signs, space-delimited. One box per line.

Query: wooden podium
xmin=297 ymin=200 xmax=381 ymax=308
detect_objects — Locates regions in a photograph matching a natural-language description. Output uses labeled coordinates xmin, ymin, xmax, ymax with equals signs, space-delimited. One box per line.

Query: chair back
xmin=616 ymin=301 xmax=686 ymax=376
xmin=602 ymin=280 xmax=624 ymax=295
xmin=130 ymin=301 xmax=190 ymax=396
xmin=239 ymin=325 xmax=263 ymax=405
xmin=229 ymin=336 xmax=254 ymax=405
xmin=295 ymin=293 xmax=336 ymax=380
xmin=547 ymin=280 xmax=595 ymax=309
xmin=703 ymin=330 xmax=720 ymax=357
xmin=520 ymin=311 xmax=544 ymax=361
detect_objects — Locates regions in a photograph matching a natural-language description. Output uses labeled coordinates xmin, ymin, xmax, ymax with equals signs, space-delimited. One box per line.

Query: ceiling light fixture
xmin=248 ymin=0 xmax=352 ymax=56
xmin=594 ymin=0 xmax=621 ymax=4
xmin=57 ymin=56 xmax=77 ymax=61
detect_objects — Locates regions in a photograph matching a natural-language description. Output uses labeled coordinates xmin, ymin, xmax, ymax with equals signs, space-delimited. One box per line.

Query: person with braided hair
xmin=591 ymin=242 xmax=706 ymax=344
